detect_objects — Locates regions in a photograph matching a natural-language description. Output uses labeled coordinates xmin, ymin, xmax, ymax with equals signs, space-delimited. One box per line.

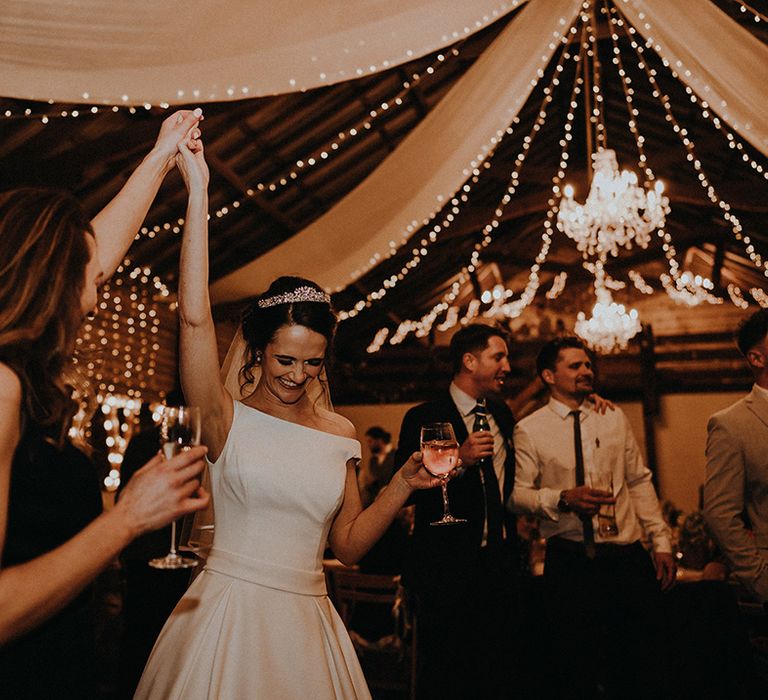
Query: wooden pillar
xmin=639 ymin=323 xmax=660 ymax=489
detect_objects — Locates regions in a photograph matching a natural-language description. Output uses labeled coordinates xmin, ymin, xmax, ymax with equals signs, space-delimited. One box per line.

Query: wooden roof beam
xmin=205 ymin=151 xmax=298 ymax=233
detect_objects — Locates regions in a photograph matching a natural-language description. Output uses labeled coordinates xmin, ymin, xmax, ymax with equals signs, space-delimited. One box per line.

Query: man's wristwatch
xmin=557 ymin=490 xmax=571 ymax=513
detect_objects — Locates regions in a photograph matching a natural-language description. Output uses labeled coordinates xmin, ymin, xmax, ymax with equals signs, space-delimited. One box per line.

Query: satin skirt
xmin=134 ymin=548 xmax=371 ymax=700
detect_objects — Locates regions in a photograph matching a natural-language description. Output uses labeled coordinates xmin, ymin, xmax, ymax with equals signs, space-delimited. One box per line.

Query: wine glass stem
xmin=440 ymin=478 xmax=451 ymax=518
xmin=170 ymin=520 xmax=177 ymax=556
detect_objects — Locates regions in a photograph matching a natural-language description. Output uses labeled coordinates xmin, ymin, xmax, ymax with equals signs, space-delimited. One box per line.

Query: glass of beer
xmin=590 ymin=468 xmax=619 ymax=537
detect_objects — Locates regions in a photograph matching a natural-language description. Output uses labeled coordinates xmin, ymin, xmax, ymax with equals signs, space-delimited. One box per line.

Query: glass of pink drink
xmin=421 ymin=422 xmax=466 ymax=526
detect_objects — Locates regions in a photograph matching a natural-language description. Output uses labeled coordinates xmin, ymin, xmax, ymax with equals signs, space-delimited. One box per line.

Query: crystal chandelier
xmin=558 ymin=148 xmax=670 ymax=258
xmin=575 ymin=284 xmax=641 ymax=354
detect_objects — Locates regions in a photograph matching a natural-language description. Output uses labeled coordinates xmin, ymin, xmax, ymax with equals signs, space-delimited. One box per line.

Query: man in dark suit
xmin=395 ymin=324 xmax=520 ymax=700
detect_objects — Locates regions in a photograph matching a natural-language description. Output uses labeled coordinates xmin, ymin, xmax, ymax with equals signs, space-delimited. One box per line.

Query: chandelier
xmin=558 ymin=148 xmax=670 ymax=258
xmin=575 ymin=284 xmax=641 ymax=354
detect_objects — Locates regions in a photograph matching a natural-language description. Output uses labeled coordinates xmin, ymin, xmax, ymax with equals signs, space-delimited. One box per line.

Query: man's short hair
xmin=536 ymin=336 xmax=588 ymax=379
xmin=365 ymin=426 xmax=391 ymax=443
xmin=737 ymin=309 xmax=768 ymax=356
xmin=449 ymin=324 xmax=508 ymax=375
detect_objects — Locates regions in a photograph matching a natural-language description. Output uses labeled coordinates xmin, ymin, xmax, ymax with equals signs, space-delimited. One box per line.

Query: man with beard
xmin=511 ymin=336 xmax=674 ymax=699
xmin=395 ymin=324 xmax=520 ymax=699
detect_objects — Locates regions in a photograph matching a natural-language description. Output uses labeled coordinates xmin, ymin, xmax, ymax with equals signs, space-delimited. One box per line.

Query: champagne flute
xmin=149 ymin=405 xmax=202 ymax=570
xmin=421 ymin=422 xmax=466 ymax=526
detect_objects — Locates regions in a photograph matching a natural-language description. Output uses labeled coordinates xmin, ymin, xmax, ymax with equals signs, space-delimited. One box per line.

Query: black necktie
xmin=473 ymin=401 xmax=503 ymax=546
xmin=570 ymin=410 xmax=595 ymax=558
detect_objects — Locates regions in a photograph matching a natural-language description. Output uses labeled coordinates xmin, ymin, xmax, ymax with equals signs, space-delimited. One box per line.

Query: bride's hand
xmin=175 ymin=136 xmax=209 ymax=194
xmin=397 ymin=452 xmax=445 ymax=491
xmin=151 ymin=108 xmax=203 ymax=170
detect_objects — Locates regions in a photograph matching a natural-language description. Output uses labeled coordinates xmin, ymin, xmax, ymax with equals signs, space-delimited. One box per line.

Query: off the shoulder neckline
xmin=237 ymin=400 xmax=360 ymax=445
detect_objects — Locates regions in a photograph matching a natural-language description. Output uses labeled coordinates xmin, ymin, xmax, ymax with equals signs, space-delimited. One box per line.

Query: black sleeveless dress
xmin=0 ymin=420 xmax=103 ymax=699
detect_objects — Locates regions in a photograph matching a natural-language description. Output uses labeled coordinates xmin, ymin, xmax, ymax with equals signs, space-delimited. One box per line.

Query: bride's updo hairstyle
xmin=239 ymin=276 xmax=337 ymax=391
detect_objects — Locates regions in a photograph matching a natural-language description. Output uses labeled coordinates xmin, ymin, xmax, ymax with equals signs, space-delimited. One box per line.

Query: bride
xmin=135 ymin=134 xmax=439 ymax=698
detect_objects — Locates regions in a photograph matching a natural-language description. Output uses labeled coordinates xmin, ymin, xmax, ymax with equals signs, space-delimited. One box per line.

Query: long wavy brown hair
xmin=0 ymin=188 xmax=93 ymax=434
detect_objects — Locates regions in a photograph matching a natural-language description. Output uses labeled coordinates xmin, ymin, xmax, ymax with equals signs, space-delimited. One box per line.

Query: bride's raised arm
xmin=91 ymin=109 xmax=203 ymax=280
xmin=175 ymin=138 xmax=232 ymax=460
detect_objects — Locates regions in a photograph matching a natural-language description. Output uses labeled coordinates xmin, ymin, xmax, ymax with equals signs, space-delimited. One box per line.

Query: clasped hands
xmin=149 ymin=107 xmax=205 ymax=179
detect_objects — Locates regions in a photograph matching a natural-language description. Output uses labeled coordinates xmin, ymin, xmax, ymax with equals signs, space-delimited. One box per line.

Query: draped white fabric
xmin=211 ymin=0 xmax=768 ymax=302
xmin=209 ymin=0 xmax=582 ymax=302
xmin=618 ymin=0 xmax=768 ymax=156
xmin=3 ymin=0 xmax=765 ymax=302
xmin=0 ymin=0 xmax=523 ymax=104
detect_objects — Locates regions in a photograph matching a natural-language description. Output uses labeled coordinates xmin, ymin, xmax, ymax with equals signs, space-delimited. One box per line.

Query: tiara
xmin=257 ymin=286 xmax=331 ymax=308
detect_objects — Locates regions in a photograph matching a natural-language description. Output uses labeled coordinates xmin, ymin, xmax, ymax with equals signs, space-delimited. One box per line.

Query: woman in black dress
xmin=0 ymin=110 xmax=211 ymax=698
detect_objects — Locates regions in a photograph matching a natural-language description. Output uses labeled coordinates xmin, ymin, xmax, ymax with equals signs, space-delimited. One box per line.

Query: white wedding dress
xmin=135 ymin=400 xmax=371 ymax=699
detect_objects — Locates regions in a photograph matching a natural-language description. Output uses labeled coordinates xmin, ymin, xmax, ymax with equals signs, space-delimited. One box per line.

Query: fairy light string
xmin=0 ymin=102 xmax=168 ymax=123
xmin=73 ymin=257 xmax=170 ymax=405
xmin=586 ymin=1 xmax=607 ymax=150
xmin=0 ymin=22 xmax=462 ymax=125
xmin=366 ymin=22 xmax=587 ymax=349
xmin=546 ymin=271 xmax=568 ymax=300
xmin=608 ymin=3 xmax=765 ymax=309
xmin=687 ymin=92 xmax=768 ymax=184
xmin=751 ymin=287 xmax=768 ymax=307
xmin=602 ymin=0 xmax=684 ymax=287
xmin=560 ymin=2 xmax=646 ymax=348
xmin=3 ymin=44 xmax=465 ymax=253
xmin=731 ymin=1 xmax=768 ymax=24
xmin=3 ymin=1 xmax=526 ymax=111
xmin=134 ymin=46 xmax=464 ymax=242
xmin=628 ymin=270 xmax=654 ymax=294
xmin=340 ymin=19 xmax=580 ymax=320
xmin=661 ymin=271 xmax=722 ymax=307
xmin=613 ymin=2 xmax=768 ymax=280
xmin=402 ymin=24 xmax=584 ymax=337
xmin=727 ymin=283 xmax=750 ymax=309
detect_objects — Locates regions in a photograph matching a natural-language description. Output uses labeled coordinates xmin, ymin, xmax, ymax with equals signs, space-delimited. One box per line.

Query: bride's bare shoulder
xmin=316 ymin=408 xmax=357 ymax=440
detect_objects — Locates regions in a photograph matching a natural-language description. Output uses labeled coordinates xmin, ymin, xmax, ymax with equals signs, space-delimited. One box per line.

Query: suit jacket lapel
xmin=487 ymin=397 xmax=515 ymax=438
xmin=746 ymin=386 xmax=768 ymax=429
xmin=487 ymin=397 xmax=516 ymax=504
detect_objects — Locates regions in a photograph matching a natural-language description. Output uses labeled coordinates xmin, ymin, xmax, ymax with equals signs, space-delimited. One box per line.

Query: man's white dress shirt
xmin=511 ymin=398 xmax=671 ymax=552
